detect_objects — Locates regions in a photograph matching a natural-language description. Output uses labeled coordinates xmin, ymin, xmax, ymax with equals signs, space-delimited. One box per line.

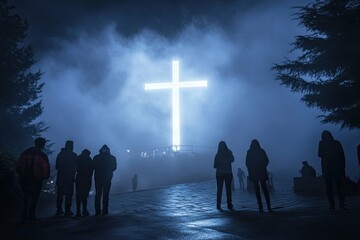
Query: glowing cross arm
xmin=178 ymin=81 xmax=207 ymax=88
xmin=145 ymin=82 xmax=174 ymax=90
xmin=145 ymin=81 xmax=207 ymax=90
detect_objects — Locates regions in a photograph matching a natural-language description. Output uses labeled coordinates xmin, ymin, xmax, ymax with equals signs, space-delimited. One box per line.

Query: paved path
xmin=5 ymin=181 xmax=360 ymax=239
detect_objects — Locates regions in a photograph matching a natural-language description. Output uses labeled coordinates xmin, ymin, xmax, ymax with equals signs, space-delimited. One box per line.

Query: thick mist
xmin=12 ymin=0 xmax=360 ymax=191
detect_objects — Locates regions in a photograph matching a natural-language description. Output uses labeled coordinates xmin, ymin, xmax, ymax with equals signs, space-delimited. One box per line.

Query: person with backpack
xmin=93 ymin=144 xmax=117 ymax=216
xmin=16 ymin=137 xmax=50 ymax=221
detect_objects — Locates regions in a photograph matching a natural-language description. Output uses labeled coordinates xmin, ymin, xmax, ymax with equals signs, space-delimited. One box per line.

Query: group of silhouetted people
xmin=55 ymin=141 xmax=117 ymax=217
xmin=214 ymin=130 xmax=355 ymax=212
xmin=214 ymin=139 xmax=273 ymax=212
xmin=15 ymin=130 xmax=357 ymax=221
xmin=16 ymin=139 xmax=117 ymax=221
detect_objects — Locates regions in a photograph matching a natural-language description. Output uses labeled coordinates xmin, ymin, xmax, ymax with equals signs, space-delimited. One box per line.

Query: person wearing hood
xmin=93 ymin=144 xmax=117 ymax=216
xmin=299 ymin=161 xmax=316 ymax=177
xmin=318 ymin=130 xmax=346 ymax=210
xmin=75 ymin=149 xmax=93 ymax=217
xmin=55 ymin=140 xmax=78 ymax=216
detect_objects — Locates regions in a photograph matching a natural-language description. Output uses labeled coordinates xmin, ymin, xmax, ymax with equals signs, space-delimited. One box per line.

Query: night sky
xmin=10 ymin=0 xmax=360 ymax=179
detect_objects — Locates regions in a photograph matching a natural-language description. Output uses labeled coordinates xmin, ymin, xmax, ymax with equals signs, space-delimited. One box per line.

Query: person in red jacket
xmin=16 ymin=137 xmax=50 ymax=221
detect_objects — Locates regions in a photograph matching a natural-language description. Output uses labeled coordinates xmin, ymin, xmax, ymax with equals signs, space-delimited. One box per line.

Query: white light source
xmin=145 ymin=60 xmax=207 ymax=151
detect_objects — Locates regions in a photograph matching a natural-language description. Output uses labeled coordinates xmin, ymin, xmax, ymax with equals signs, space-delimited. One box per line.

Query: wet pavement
xmin=4 ymin=180 xmax=360 ymax=239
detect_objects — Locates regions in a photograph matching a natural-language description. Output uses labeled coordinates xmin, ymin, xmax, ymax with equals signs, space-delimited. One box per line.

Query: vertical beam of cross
xmin=145 ymin=60 xmax=207 ymax=151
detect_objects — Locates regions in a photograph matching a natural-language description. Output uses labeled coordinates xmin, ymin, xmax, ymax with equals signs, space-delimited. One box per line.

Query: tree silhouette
xmin=272 ymin=0 xmax=360 ymax=129
xmin=0 ymin=0 xmax=46 ymax=152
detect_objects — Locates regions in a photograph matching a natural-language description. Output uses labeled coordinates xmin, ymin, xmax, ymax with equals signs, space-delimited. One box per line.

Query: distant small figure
xmin=16 ymin=137 xmax=50 ymax=221
xmin=75 ymin=149 xmax=93 ymax=217
xmin=237 ymin=168 xmax=245 ymax=189
xmin=231 ymin=177 xmax=235 ymax=191
xmin=213 ymin=141 xmax=234 ymax=210
xmin=357 ymin=144 xmax=360 ymax=166
xmin=93 ymin=145 xmax=117 ymax=216
xmin=299 ymin=161 xmax=316 ymax=177
xmin=56 ymin=140 xmax=78 ymax=216
xmin=132 ymin=174 xmax=138 ymax=191
xmin=246 ymin=139 xmax=272 ymax=212
xmin=267 ymin=171 xmax=274 ymax=190
xmin=318 ymin=130 xmax=346 ymax=210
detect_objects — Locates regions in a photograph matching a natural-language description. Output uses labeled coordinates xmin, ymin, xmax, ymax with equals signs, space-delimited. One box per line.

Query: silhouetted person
xmin=93 ymin=145 xmax=117 ymax=216
xmin=268 ymin=171 xmax=274 ymax=190
xmin=16 ymin=137 xmax=50 ymax=221
xmin=75 ymin=149 xmax=93 ymax=217
xmin=299 ymin=161 xmax=316 ymax=177
xmin=231 ymin=177 xmax=235 ymax=191
xmin=246 ymin=139 xmax=272 ymax=212
xmin=132 ymin=174 xmax=138 ymax=191
xmin=237 ymin=167 xmax=245 ymax=189
xmin=213 ymin=141 xmax=234 ymax=210
xmin=357 ymin=144 xmax=360 ymax=166
xmin=56 ymin=140 xmax=77 ymax=216
xmin=318 ymin=130 xmax=346 ymax=210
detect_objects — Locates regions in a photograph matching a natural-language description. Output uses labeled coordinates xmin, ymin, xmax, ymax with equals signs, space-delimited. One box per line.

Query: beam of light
xmin=145 ymin=60 xmax=207 ymax=151
xmin=172 ymin=60 xmax=180 ymax=152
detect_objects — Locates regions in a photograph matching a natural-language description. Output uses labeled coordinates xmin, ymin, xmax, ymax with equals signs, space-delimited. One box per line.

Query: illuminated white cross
xmin=145 ymin=60 xmax=207 ymax=151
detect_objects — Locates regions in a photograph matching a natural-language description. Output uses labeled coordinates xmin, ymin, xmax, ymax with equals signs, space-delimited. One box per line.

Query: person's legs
xmin=22 ymin=186 xmax=31 ymax=220
xmin=253 ymin=180 xmax=263 ymax=211
xmin=102 ymin=180 xmax=112 ymax=215
xmin=325 ymin=178 xmax=335 ymax=209
xmin=335 ymin=178 xmax=345 ymax=208
xmin=260 ymin=180 xmax=272 ymax=212
xmin=65 ymin=183 xmax=74 ymax=215
xmin=29 ymin=182 xmax=42 ymax=219
xmin=224 ymin=174 xmax=233 ymax=209
xmin=94 ymin=180 xmax=103 ymax=215
xmin=82 ymin=182 xmax=91 ymax=215
xmin=75 ymin=182 xmax=81 ymax=215
xmin=216 ymin=175 xmax=224 ymax=209
xmin=56 ymin=185 xmax=64 ymax=215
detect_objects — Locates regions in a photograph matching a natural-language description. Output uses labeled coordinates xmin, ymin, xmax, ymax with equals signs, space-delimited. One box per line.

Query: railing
xmin=137 ymin=145 xmax=215 ymax=160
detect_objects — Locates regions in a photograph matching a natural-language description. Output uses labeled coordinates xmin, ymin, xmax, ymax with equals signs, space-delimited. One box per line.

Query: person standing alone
xmin=213 ymin=141 xmax=234 ymax=210
xmin=93 ymin=145 xmax=117 ymax=216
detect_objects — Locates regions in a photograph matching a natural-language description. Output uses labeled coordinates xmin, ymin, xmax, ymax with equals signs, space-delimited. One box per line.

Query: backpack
xmin=22 ymin=155 xmax=36 ymax=184
xmin=17 ymin=151 xmax=44 ymax=188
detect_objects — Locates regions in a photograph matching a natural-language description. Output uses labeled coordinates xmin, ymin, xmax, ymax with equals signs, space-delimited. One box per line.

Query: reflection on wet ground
xmin=9 ymin=180 xmax=360 ymax=239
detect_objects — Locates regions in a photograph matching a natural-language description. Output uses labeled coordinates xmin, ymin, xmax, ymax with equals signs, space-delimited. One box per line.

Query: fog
xmin=12 ymin=0 xmax=360 ymax=191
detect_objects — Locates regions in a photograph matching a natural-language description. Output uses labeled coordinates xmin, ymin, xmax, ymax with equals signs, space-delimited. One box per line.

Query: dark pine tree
xmin=0 ymin=0 xmax=46 ymax=152
xmin=272 ymin=0 xmax=360 ymax=129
